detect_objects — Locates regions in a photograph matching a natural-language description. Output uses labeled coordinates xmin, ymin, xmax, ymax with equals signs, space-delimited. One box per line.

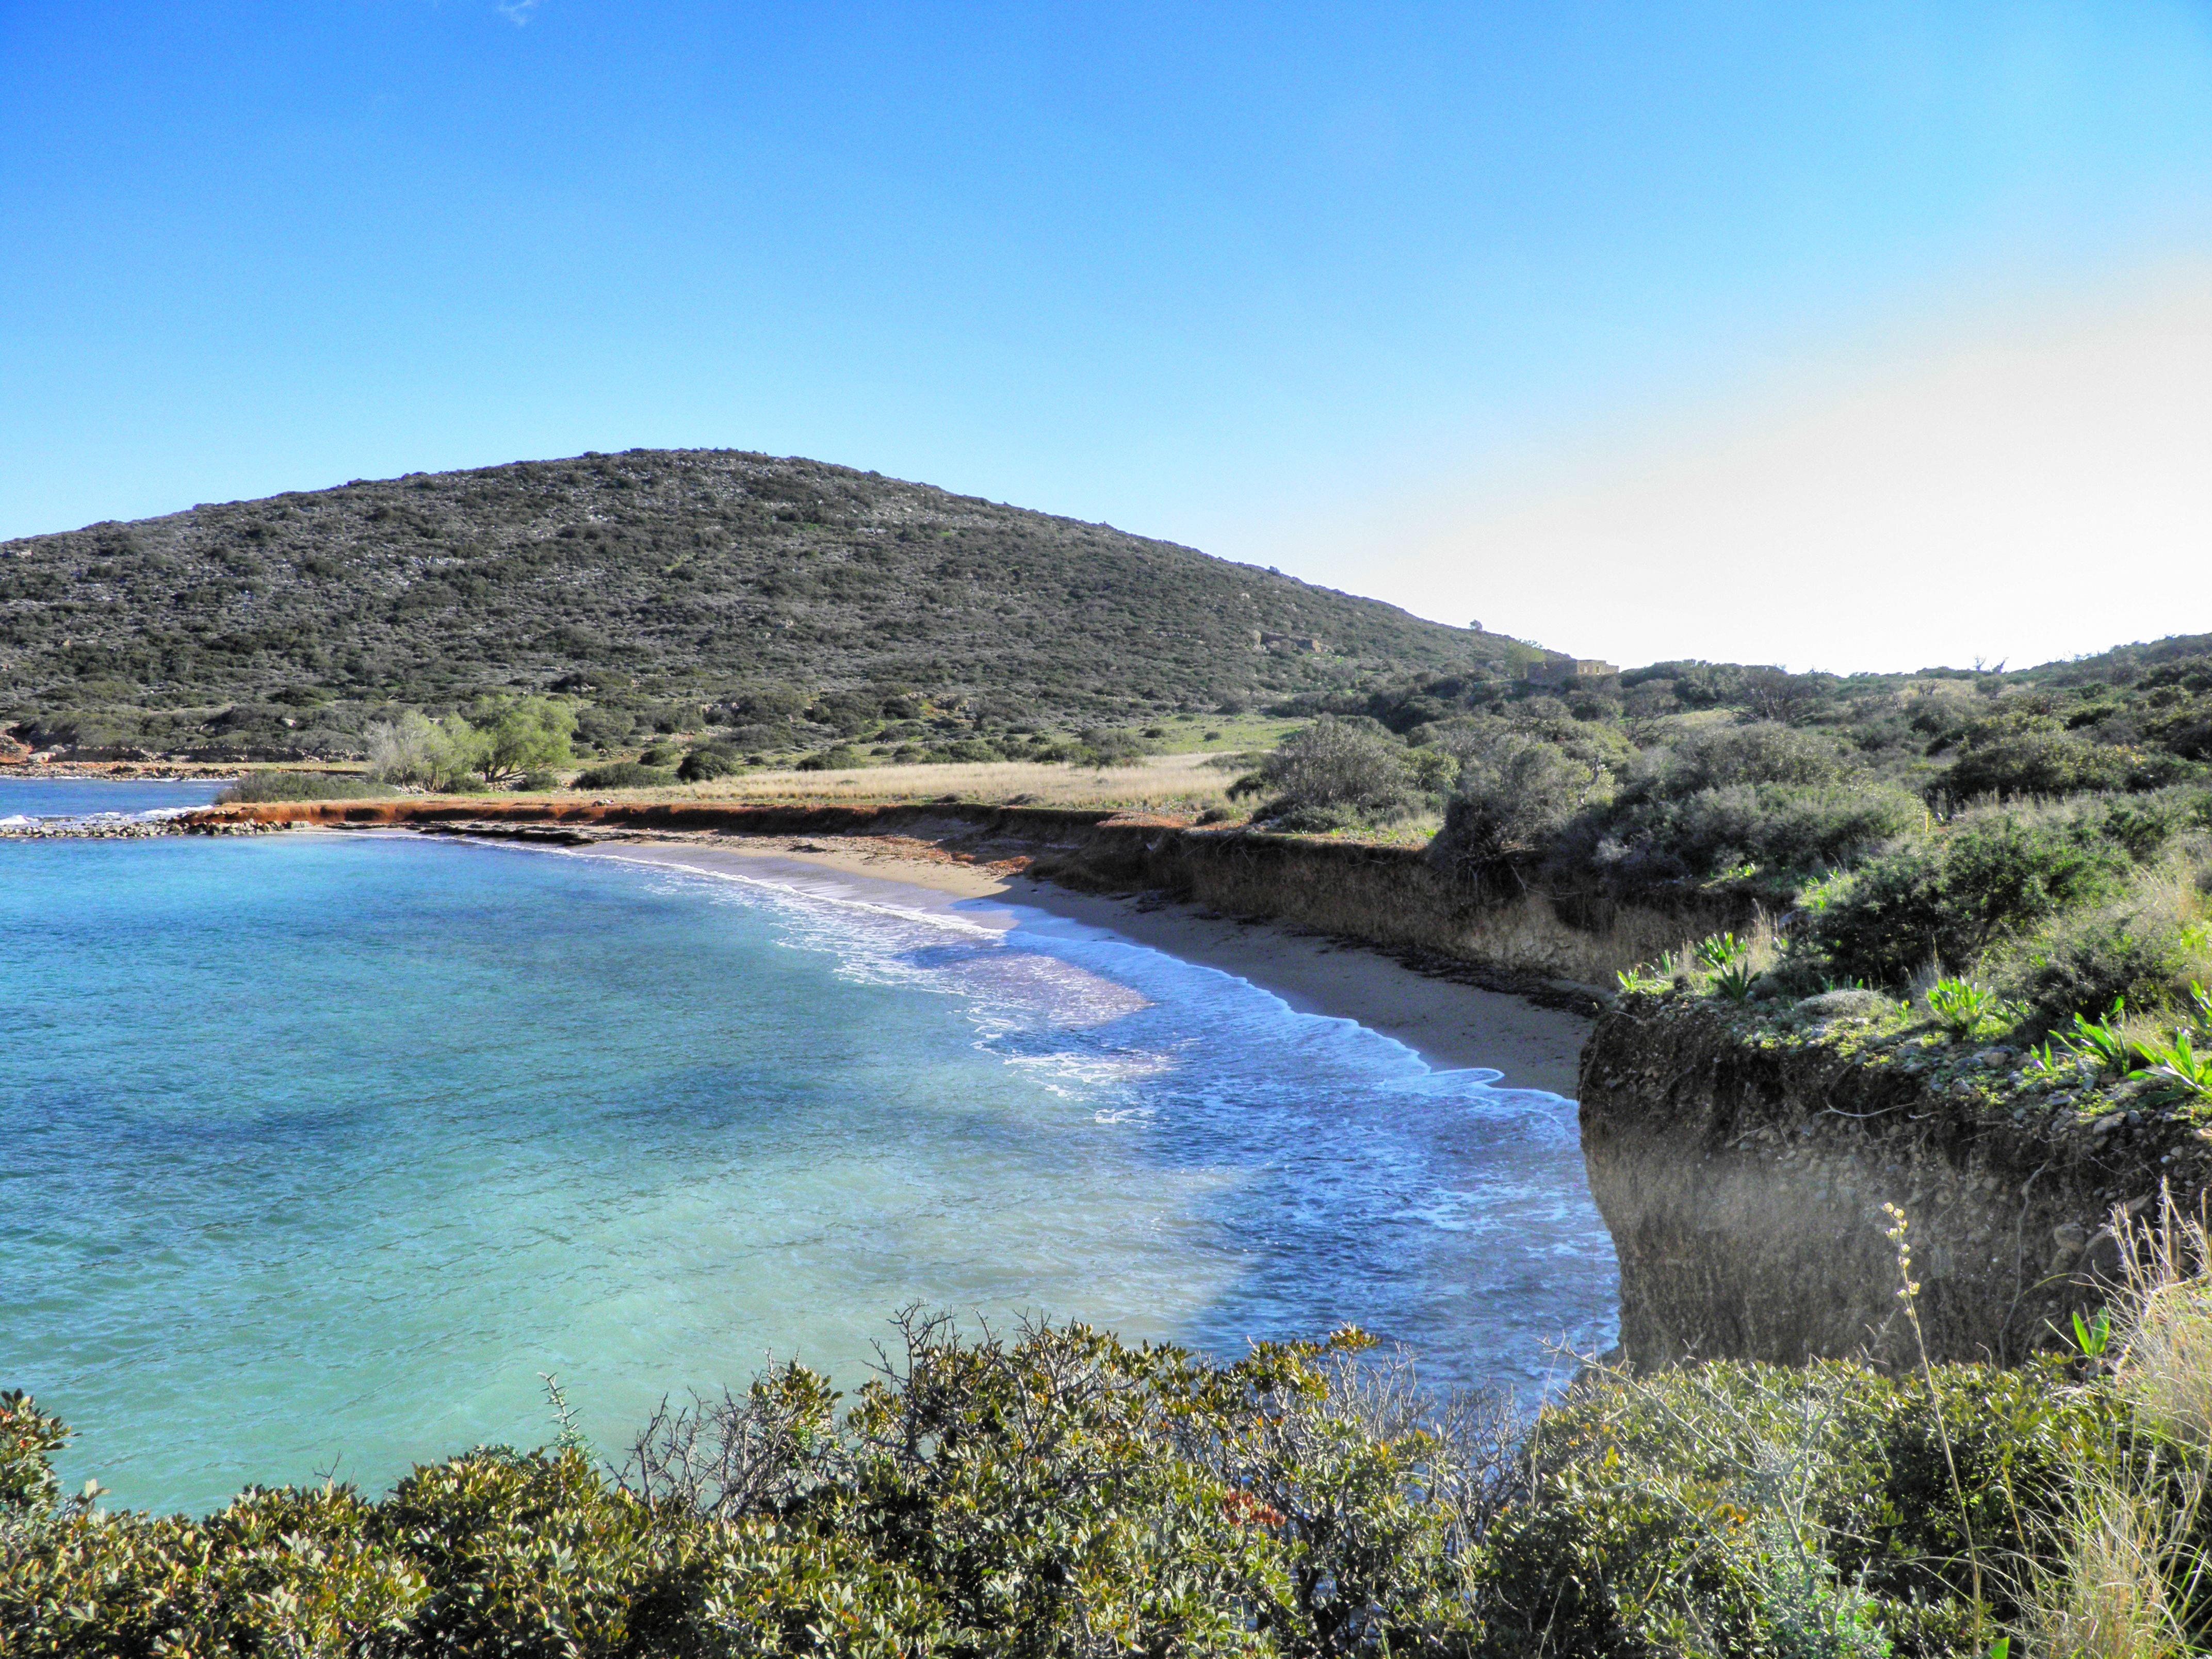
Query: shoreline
xmin=2 ymin=782 xmax=1593 ymax=1094
xmin=565 ymin=835 xmax=1590 ymax=1095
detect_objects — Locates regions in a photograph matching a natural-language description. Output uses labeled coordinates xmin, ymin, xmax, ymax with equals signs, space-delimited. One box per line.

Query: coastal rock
xmin=1795 ymin=988 xmax=1891 ymax=1020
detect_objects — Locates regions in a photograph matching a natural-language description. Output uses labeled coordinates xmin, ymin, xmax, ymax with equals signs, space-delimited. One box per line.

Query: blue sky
xmin=4 ymin=2 xmax=2207 ymax=668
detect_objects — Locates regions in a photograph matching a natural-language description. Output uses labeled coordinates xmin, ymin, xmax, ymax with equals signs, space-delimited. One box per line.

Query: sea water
xmin=0 ymin=776 xmax=229 ymax=825
xmin=1 ymin=802 xmax=1617 ymax=1516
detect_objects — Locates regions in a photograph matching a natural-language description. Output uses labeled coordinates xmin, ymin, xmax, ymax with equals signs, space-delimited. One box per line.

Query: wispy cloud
xmin=496 ymin=0 xmax=540 ymax=23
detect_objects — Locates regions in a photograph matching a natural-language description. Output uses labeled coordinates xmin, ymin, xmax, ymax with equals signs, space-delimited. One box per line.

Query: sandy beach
xmin=577 ymin=835 xmax=1590 ymax=1097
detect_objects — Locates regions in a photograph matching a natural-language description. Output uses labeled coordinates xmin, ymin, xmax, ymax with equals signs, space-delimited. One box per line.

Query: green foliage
xmin=2 ymin=1390 xmax=69 ymax=1515
xmin=1641 ymin=721 xmax=1853 ymax=795
xmin=1481 ymin=1359 xmax=2128 ymax=1659
xmin=0 ymin=450 xmax=1508 ymax=742
xmin=0 ymin=1316 xmax=1515 ymax=1657
xmin=1710 ymin=961 xmax=1760 ymax=1002
xmin=1812 ymin=810 xmax=2132 ymax=987
xmin=1575 ymin=783 xmax=1927 ymax=903
xmin=795 ymin=744 xmax=863 ymax=772
xmin=1430 ymin=733 xmax=1611 ymax=876
xmin=214 ymin=770 xmax=390 ymax=804
xmin=1923 ymin=978 xmax=2024 ymax=1041
xmin=1239 ymin=717 xmax=1420 ymax=832
xmin=365 ymin=709 xmax=483 ymax=792
xmin=675 ymin=742 xmax=742 ymax=783
xmin=573 ymin=761 xmax=676 ymax=789
xmin=2056 ymin=1002 xmax=2137 ymax=1077
xmin=2004 ymin=903 xmax=2208 ymax=1037
xmin=12 ymin=1323 xmax=2202 ymax=1659
xmin=1063 ymin=726 xmax=1153 ymax=767
xmin=2070 ymin=1308 xmax=2112 ymax=1359
xmin=1943 ymin=729 xmax=2143 ymax=800
xmin=472 ymin=696 xmax=575 ymax=784
xmin=1695 ymin=932 xmax=1749 ymax=971
xmin=2131 ymin=1026 xmax=2212 ymax=1105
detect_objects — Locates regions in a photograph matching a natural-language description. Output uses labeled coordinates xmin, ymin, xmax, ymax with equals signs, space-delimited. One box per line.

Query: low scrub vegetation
xmin=214 ymin=770 xmax=389 ymax=804
xmin=574 ymin=760 xmax=677 ymax=791
xmin=0 ymin=450 xmax=1504 ymax=762
xmin=14 ymin=1218 xmax=2212 ymax=1656
xmin=1224 ymin=639 xmax=2212 ymax=1046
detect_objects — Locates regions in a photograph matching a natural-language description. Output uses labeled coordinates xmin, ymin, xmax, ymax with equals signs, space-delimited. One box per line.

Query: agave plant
xmin=1693 ymin=932 xmax=1747 ymax=972
xmin=1925 ymin=977 xmax=2024 ymax=1041
xmin=2133 ymin=1028 xmax=2212 ymax=1107
xmin=1710 ymin=960 xmax=1759 ymax=1003
xmin=2061 ymin=1000 xmax=2136 ymax=1077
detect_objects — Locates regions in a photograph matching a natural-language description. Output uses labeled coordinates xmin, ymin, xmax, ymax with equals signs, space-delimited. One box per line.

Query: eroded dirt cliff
xmin=1581 ymin=993 xmax=2212 ymax=1367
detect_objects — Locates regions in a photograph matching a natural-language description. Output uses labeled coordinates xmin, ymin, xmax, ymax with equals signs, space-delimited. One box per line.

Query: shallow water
xmin=0 ymin=776 xmax=229 ymax=824
xmin=1 ymin=828 xmax=1616 ymax=1515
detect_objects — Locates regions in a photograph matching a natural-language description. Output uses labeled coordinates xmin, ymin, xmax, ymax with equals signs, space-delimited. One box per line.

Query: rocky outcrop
xmin=1581 ymin=995 xmax=2212 ymax=1368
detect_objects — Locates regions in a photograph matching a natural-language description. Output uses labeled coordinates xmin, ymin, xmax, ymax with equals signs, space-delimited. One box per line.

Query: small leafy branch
xmin=540 ymin=1371 xmax=590 ymax=1456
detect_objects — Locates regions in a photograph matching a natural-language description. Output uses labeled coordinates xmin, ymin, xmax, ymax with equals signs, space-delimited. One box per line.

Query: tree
xmin=365 ymin=710 xmax=476 ymax=791
xmin=472 ymin=697 xmax=576 ymax=784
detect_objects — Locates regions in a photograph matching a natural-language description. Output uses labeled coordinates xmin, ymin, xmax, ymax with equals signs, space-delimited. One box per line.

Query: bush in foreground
xmin=18 ymin=1278 xmax=2212 ymax=1658
xmin=4 ymin=1322 xmax=1510 ymax=1657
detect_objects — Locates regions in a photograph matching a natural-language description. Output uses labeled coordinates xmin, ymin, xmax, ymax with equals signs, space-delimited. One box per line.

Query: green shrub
xmin=795 ymin=744 xmax=863 ymax=772
xmin=1943 ymin=730 xmax=2142 ymax=800
xmin=1567 ymin=782 xmax=1925 ymax=902
xmin=2003 ymin=886 xmax=2212 ymax=1034
xmin=215 ymin=770 xmax=390 ymax=804
xmin=573 ymin=761 xmax=675 ymax=789
xmin=0 ymin=1319 xmax=1508 ymax=1657
xmin=1813 ymin=809 xmax=2131 ymax=986
xmin=1483 ymin=1359 xmax=2126 ymax=1659
xmin=5 ymin=1325 xmax=2190 ymax=1659
xmin=1637 ymin=721 xmax=1852 ymax=797
xmin=365 ymin=710 xmax=481 ymax=792
xmin=1239 ymin=717 xmax=1420 ymax=831
xmin=938 ymin=737 xmax=1006 ymax=763
xmin=1429 ymin=734 xmax=1609 ymax=876
xmin=1059 ymin=727 xmax=1151 ymax=767
xmin=675 ymin=744 xmax=741 ymax=783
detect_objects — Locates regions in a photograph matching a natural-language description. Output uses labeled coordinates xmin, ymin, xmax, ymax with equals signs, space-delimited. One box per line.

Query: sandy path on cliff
xmin=572 ymin=837 xmax=1590 ymax=1097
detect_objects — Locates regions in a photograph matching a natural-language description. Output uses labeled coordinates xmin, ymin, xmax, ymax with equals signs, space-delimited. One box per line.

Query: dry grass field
xmin=652 ymin=751 xmax=1246 ymax=816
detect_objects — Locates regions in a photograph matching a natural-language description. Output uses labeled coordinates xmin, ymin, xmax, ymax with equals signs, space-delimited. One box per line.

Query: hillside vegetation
xmin=0 ymin=449 xmax=1522 ymax=761
xmin=1226 ymin=634 xmax=2212 ymax=1039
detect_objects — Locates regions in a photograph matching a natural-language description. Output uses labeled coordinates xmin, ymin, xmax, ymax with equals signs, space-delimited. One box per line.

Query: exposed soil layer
xmin=1581 ymin=996 xmax=2212 ymax=1367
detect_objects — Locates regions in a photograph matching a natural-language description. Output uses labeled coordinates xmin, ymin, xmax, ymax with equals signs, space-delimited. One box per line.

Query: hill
xmin=0 ymin=449 xmax=1527 ymax=759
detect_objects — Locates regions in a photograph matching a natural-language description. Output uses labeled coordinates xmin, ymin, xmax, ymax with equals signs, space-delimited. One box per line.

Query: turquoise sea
xmin=0 ymin=781 xmax=1617 ymax=1516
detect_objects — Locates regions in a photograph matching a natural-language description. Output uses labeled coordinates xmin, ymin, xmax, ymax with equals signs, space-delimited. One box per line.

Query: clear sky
xmin=4 ymin=2 xmax=2207 ymax=671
